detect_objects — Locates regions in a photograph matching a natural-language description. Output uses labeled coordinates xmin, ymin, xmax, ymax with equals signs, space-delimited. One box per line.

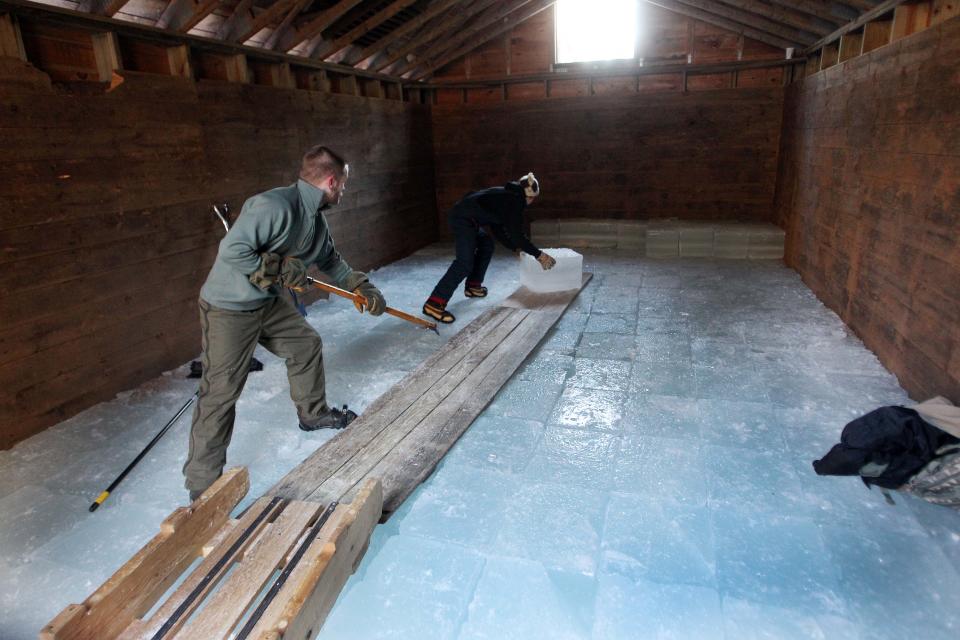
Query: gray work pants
xmin=183 ymin=296 xmax=326 ymax=493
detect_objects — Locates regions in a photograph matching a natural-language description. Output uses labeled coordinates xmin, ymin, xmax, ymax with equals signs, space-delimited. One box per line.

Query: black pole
xmin=88 ymin=389 xmax=199 ymax=512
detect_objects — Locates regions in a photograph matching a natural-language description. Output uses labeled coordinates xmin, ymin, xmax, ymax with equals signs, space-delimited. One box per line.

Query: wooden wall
xmin=0 ymin=58 xmax=436 ymax=449
xmin=432 ymin=87 xmax=784 ymax=225
xmin=774 ymin=16 xmax=960 ymax=403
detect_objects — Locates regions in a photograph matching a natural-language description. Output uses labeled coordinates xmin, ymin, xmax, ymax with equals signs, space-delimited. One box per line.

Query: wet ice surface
xmin=2 ymin=247 xmax=960 ymax=639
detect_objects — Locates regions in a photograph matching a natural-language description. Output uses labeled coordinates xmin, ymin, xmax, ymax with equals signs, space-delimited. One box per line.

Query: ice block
xmin=519 ymin=248 xmax=583 ymax=293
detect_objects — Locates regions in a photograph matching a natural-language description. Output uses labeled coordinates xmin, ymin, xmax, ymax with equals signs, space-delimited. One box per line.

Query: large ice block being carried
xmin=520 ymin=248 xmax=583 ymax=293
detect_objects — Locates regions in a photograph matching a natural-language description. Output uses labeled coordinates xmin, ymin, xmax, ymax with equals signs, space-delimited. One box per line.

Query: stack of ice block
xmin=519 ymin=248 xmax=583 ymax=293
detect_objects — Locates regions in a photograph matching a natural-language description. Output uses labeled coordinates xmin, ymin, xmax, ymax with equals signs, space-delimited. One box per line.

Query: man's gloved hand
xmin=280 ymin=257 xmax=308 ymax=290
xmin=537 ymin=252 xmax=557 ymax=271
xmin=249 ymin=252 xmax=281 ymax=290
xmin=342 ymin=271 xmax=386 ymax=316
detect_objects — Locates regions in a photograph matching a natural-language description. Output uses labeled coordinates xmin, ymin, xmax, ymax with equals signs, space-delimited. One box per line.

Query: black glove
xmin=249 ymin=252 xmax=281 ymax=290
xmin=342 ymin=271 xmax=386 ymax=316
xmin=280 ymin=257 xmax=308 ymax=290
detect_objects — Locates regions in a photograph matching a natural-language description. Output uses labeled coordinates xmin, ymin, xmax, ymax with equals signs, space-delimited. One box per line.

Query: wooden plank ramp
xmin=41 ymin=469 xmax=383 ymax=640
xmin=269 ymin=274 xmax=592 ymax=517
xmin=42 ymin=275 xmax=589 ymax=639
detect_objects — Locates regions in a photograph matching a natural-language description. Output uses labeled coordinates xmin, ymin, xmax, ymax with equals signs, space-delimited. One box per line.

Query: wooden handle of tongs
xmin=305 ymin=277 xmax=439 ymax=333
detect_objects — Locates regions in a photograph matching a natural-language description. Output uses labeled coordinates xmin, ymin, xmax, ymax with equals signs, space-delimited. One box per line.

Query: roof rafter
xmin=714 ymin=0 xmax=837 ymax=35
xmin=764 ymin=0 xmax=856 ymax=25
xmin=277 ymin=0 xmax=366 ymax=53
xmin=156 ymin=0 xmax=223 ymax=32
xmin=310 ymin=0 xmax=420 ymax=59
xmin=264 ymin=0 xmax=313 ymax=49
xmin=231 ymin=0 xmax=299 ymax=43
xmin=644 ymin=0 xmax=799 ymax=49
xmin=670 ymin=0 xmax=819 ymax=45
xmin=347 ymin=0 xmax=460 ymax=67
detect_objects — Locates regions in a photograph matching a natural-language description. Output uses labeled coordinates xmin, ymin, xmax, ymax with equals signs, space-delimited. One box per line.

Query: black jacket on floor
xmin=452 ymin=182 xmax=541 ymax=258
xmin=813 ymin=406 xmax=959 ymax=489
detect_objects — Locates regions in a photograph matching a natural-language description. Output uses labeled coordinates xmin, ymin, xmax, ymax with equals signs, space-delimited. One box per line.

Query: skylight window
xmin=555 ymin=0 xmax=638 ymax=64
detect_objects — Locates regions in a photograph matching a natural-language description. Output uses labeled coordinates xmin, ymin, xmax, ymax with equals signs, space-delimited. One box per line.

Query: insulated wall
xmin=774 ymin=17 xmax=960 ymax=402
xmin=0 ymin=58 xmax=437 ymax=448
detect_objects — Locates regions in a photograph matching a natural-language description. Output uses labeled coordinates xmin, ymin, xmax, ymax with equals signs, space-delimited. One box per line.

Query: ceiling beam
xmin=276 ymin=0 xmax=365 ymax=53
xmin=411 ymin=0 xmax=555 ymax=80
xmin=841 ymin=0 xmax=879 ymax=11
xmin=644 ymin=0 xmax=798 ymax=49
xmin=671 ymin=0 xmax=819 ymax=44
xmin=347 ymin=0 xmax=460 ymax=67
xmin=803 ymin=0 xmax=906 ymax=53
xmin=232 ymin=0 xmax=299 ymax=43
xmin=157 ymin=0 xmax=223 ymax=32
xmin=76 ymin=0 xmax=129 ymax=16
xmin=215 ymin=0 xmax=255 ymax=40
xmin=395 ymin=0 xmax=533 ymax=76
xmin=371 ymin=0 xmax=499 ymax=73
xmin=714 ymin=0 xmax=837 ymax=35
xmin=263 ymin=0 xmax=312 ymax=49
xmin=309 ymin=0 xmax=419 ymax=59
xmin=764 ymin=0 xmax=856 ymax=25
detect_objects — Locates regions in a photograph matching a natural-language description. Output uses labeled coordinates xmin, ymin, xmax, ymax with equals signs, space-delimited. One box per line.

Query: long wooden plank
xmin=42 ymin=468 xmax=249 ymax=640
xmin=360 ymin=274 xmax=592 ymax=514
xmin=173 ymin=501 xmax=321 ymax=639
xmin=118 ymin=497 xmax=283 ymax=640
xmin=247 ymin=479 xmax=383 ymax=639
xmin=302 ymin=307 xmax=530 ymax=505
xmin=268 ymin=305 xmax=515 ymax=499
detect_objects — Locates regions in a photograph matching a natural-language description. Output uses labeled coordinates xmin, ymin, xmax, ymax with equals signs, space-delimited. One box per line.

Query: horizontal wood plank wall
xmin=0 ymin=59 xmax=437 ymax=449
xmin=773 ymin=16 xmax=960 ymax=403
xmin=431 ymin=87 xmax=784 ymax=228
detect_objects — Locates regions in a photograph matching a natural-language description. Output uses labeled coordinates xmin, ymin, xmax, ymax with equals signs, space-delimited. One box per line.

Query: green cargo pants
xmin=183 ymin=296 xmax=327 ymax=493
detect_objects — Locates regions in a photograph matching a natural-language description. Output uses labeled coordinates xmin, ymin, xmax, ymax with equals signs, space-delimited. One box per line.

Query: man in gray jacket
xmin=183 ymin=145 xmax=385 ymax=501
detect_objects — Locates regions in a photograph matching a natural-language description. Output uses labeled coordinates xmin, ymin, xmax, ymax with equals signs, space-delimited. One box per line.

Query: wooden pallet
xmin=269 ymin=275 xmax=592 ymax=517
xmin=42 ymin=468 xmax=382 ymax=640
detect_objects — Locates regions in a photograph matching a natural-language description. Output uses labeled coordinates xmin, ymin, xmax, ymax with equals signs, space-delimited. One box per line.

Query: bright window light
xmin=555 ymin=0 xmax=637 ymax=64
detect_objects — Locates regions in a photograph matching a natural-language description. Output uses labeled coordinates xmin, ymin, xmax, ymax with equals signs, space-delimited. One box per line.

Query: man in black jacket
xmin=423 ymin=173 xmax=556 ymax=323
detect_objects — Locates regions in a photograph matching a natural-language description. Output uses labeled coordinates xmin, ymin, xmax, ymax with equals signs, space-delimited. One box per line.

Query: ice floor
xmin=2 ymin=246 xmax=960 ymax=639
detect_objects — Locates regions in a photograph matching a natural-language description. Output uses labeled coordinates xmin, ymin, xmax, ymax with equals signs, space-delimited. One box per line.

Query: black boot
xmin=299 ymin=405 xmax=358 ymax=431
xmin=423 ymin=300 xmax=456 ymax=323
xmin=464 ymin=284 xmax=488 ymax=298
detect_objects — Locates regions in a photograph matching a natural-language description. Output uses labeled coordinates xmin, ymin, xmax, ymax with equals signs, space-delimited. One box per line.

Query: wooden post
xmin=838 ymin=32 xmax=863 ymax=61
xmin=861 ymin=20 xmax=893 ymax=53
xmin=275 ymin=62 xmax=295 ymax=88
xmin=0 ymin=13 xmax=26 ymax=60
xmin=820 ymin=43 xmax=839 ymax=70
xmin=91 ymin=31 xmax=122 ymax=81
xmin=166 ymin=44 xmax=193 ymax=78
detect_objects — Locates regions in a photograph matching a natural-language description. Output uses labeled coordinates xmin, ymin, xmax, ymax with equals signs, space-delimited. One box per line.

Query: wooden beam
xmin=310 ymin=0 xmax=419 ymax=60
xmin=861 ymin=17 xmax=892 ymax=51
xmin=263 ymin=0 xmax=312 ymax=49
xmin=166 ymin=43 xmax=193 ymax=76
xmin=0 ymin=12 xmax=26 ymax=59
xmin=844 ymin=0 xmax=880 ymax=11
xmin=91 ymin=30 xmax=122 ymax=81
xmin=348 ymin=0 xmax=460 ymax=67
xmin=223 ymin=52 xmax=249 ymax=82
xmin=671 ymin=0 xmax=819 ymax=44
xmin=645 ymin=0 xmax=797 ymax=49
xmin=819 ymin=41 xmax=839 ymax=68
xmin=158 ymin=0 xmax=221 ymax=32
xmin=765 ymin=0 xmax=855 ymax=25
xmin=412 ymin=0 xmax=556 ymax=79
xmin=714 ymin=0 xmax=837 ymax=34
xmin=77 ymin=0 xmax=129 ymax=16
xmin=369 ymin=0 xmax=500 ymax=73
xmin=215 ymin=0 xmax=255 ymax=41
xmin=803 ymin=0 xmax=906 ymax=53
xmin=232 ymin=0 xmax=298 ymax=43
xmin=277 ymin=0 xmax=365 ymax=53
xmin=398 ymin=0 xmax=537 ymax=77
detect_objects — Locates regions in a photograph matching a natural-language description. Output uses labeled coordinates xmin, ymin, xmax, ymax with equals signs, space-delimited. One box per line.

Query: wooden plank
xmin=303 ymin=308 xmax=530 ymax=505
xmin=174 ymin=500 xmax=322 ymax=639
xmin=0 ymin=12 xmax=26 ymax=60
xmin=930 ymin=0 xmax=959 ymax=24
xmin=861 ymin=19 xmax=893 ymax=52
xmin=41 ymin=468 xmax=249 ymax=640
xmin=309 ymin=0 xmax=419 ymax=60
xmin=819 ymin=42 xmax=840 ymax=68
xmin=166 ymin=43 xmax=193 ymax=77
xmin=838 ymin=31 xmax=863 ymax=60
xmin=276 ymin=0 xmax=365 ymax=53
xmin=803 ymin=0 xmax=907 ymax=53
xmin=891 ymin=1 xmax=932 ymax=39
xmin=91 ymin=30 xmax=122 ymax=81
xmin=350 ymin=0 xmax=460 ymax=66
xmin=269 ymin=306 xmax=516 ymax=500
xmin=645 ymin=0 xmax=798 ymax=50
xmin=118 ymin=497 xmax=283 ymax=640
xmin=248 ymin=479 xmax=383 ymax=639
